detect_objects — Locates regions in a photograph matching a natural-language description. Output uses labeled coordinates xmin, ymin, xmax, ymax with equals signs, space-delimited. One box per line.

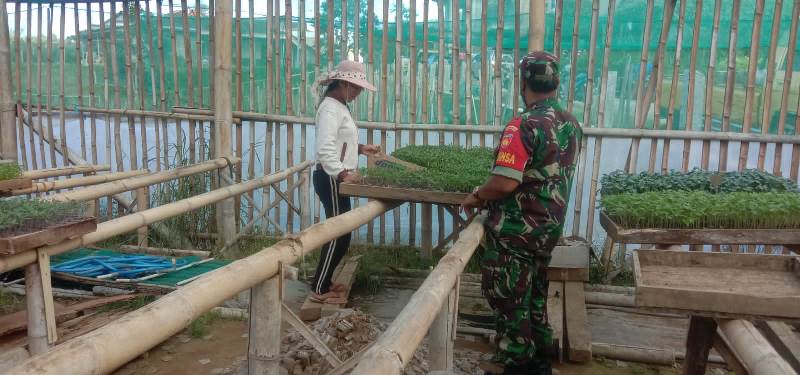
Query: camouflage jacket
xmin=486 ymin=97 xmax=582 ymax=256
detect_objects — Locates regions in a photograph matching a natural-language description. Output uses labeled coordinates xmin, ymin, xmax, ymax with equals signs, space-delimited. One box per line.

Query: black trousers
xmin=311 ymin=168 xmax=352 ymax=294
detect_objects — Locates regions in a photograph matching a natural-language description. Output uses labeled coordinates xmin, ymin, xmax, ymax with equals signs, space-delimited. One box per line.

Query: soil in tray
xmin=641 ymin=266 xmax=800 ymax=297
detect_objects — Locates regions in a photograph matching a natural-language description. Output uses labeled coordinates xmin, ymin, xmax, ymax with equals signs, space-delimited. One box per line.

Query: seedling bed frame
xmin=600 ymin=211 xmax=800 ymax=245
xmin=0 ymin=177 xmax=32 ymax=195
xmin=633 ymin=250 xmax=800 ymax=320
xmin=0 ymin=217 xmax=97 ymax=255
xmin=339 ymin=183 xmax=469 ymax=205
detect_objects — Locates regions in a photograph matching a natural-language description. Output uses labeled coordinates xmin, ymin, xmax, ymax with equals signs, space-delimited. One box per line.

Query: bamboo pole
xmin=381 ymin=0 xmax=389 ymax=123
xmin=513 ymin=0 xmax=521 ymax=117
xmin=738 ymin=0 xmax=765 ymax=171
xmin=648 ymin=0 xmax=677 ymax=173
xmin=13 ymin=2 xmax=25 ymax=169
xmin=300 ymin=0 xmax=307 ymax=116
xmin=135 ymin=2 xmax=149 ymax=172
xmin=408 ymin=0 xmax=418 ymax=244
xmin=156 ymin=0 xmax=169 ymax=169
xmin=628 ymin=0 xmax=654 ymax=172
xmin=285 ymin=0 xmax=295 ymax=232
xmin=479 ymin=0 xmax=488 ymax=125
xmin=136 ymin=186 xmax=150 ymax=246
xmin=662 ymin=0 xmax=687 ymax=173
xmin=25 ymin=2 xmax=37 ymax=171
xmin=350 ymin=215 xmax=486 ymax=375
xmin=85 ymin=3 xmax=99 ymax=169
xmin=718 ymin=320 xmax=795 ymax=375
xmin=776 ymin=1 xmax=800 ymax=177
xmin=581 ymin=0 xmax=599 ymax=130
xmin=327 ymin=0 xmax=333 ymax=69
xmin=234 ymin=0 xmax=242 ymax=113
xmin=701 ymin=0 xmax=722 ymax=169
xmin=266 ymin=0 xmax=273 ymax=114
xmin=341 ymin=0 xmax=348 ymax=62
xmin=209 ymin=0 xmax=215 ymax=106
xmin=23 ymin=164 xmax=111 ymax=180
xmin=36 ymin=4 xmax=46 ymax=169
xmin=48 ymin=159 xmax=234 ymax=205
xmin=118 ymin=245 xmax=210 ymax=259
xmin=214 ymin=0 xmax=236 ymax=249
xmin=393 ymin=0 xmax=403 ymax=244
xmin=142 ymin=2 xmax=161 ymax=171
xmin=720 ymin=0 xmax=742 ymax=172
xmin=0 ymin=161 xmax=311 ymax=275
xmin=567 ymin=0 xmax=581 ymax=113
xmin=0 ymin=0 xmax=15 ymax=163
xmin=46 ymin=5 xmax=56 ymax=169
xmin=683 ymin=0 xmax=703 ymax=171
xmin=757 ymin=0 xmax=783 ymax=170
xmin=181 ymin=0 xmax=196 ymax=164
xmin=436 ymin=0 xmax=445 ymax=247
xmin=553 ymin=0 xmax=563 ymax=59
xmin=247 ymin=0 xmax=255 ymax=224
xmin=69 ymin=3 xmax=85 ymax=162
xmin=98 ymin=2 xmax=113 ymax=217
xmin=58 ymin=4 xmax=67 ymax=168
xmin=421 ymin=0 xmax=430 ymax=124
xmin=586 ymin=0 xmax=615 ymax=243
xmin=493 ymin=0 xmax=505 ymax=126
xmin=24 ymin=262 xmax=48 ymax=355
xmin=529 ymin=0 xmax=545 ymax=51
xmin=12 ymin=170 xmax=150 ymax=196
xmin=452 ymin=0 xmax=460 ymax=126
xmin=122 ymin=2 xmax=139 ymax=171
xmin=168 ymin=0 xmax=183 ymax=157
xmin=4 ymin=199 xmax=395 ymax=375
xmin=195 ymin=0 xmax=203 ymax=109
xmin=109 ymin=2 xmax=123 ymax=174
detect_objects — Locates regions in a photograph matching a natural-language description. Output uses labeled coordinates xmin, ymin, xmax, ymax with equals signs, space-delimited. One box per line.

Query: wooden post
xmin=214 ymin=0 xmax=237 ymax=250
xmin=137 ymin=187 xmax=150 ymax=247
xmin=682 ymin=316 xmax=717 ymax=375
xmin=248 ymin=269 xmax=283 ymax=375
xmin=0 ymin=0 xmax=17 ymax=162
xmin=429 ymin=282 xmax=457 ymax=371
xmin=528 ymin=0 xmax=545 ymax=51
xmin=25 ymin=262 xmax=48 ymax=355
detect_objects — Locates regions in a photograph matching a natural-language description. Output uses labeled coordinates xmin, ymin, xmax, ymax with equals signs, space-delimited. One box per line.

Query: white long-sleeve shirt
xmin=315 ymin=97 xmax=359 ymax=177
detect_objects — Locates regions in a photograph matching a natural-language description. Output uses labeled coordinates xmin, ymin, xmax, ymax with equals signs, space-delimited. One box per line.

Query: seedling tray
xmin=0 ymin=177 xmax=32 ymax=196
xmin=339 ymin=183 xmax=469 ymax=205
xmin=0 ymin=216 xmax=97 ymax=255
xmin=600 ymin=211 xmax=800 ymax=245
xmin=633 ymin=249 xmax=800 ymax=319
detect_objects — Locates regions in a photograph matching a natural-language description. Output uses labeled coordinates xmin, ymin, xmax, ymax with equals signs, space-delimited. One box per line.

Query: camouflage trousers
xmin=480 ymin=235 xmax=553 ymax=372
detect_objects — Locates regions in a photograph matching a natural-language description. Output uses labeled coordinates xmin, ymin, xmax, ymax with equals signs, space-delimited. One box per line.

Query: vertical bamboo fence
xmin=1 ymin=0 xmax=798 ymax=250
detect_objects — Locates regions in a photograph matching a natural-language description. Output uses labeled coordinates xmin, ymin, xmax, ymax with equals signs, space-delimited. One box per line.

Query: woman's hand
xmin=341 ymin=171 xmax=363 ymax=184
xmin=359 ymin=144 xmax=382 ymax=156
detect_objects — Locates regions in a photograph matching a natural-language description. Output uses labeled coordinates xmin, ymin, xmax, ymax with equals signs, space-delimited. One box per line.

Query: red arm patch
xmin=495 ymin=118 xmax=529 ymax=172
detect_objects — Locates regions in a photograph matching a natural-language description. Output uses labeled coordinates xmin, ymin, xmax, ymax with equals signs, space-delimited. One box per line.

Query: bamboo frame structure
xmin=684 ymin=0 xmax=703 ymax=171
xmin=720 ymin=0 xmax=742 ymax=172
xmin=23 ymin=165 xmax=111 ymax=180
xmin=738 ymin=0 xmax=765 ymax=171
xmin=757 ymin=0 xmax=783 ymax=171
xmin=701 ymin=0 xmax=722 ymax=169
xmin=11 ymin=170 xmax=149 ymax=196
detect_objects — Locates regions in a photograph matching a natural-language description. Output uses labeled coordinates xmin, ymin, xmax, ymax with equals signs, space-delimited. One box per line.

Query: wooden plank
xmin=548 ymin=245 xmax=590 ymax=282
xmin=682 ymin=316 xmax=717 ymax=375
xmin=0 ymin=178 xmax=32 ymax=194
xmin=633 ymin=250 xmax=800 ymax=319
xmin=564 ymin=281 xmax=591 ymax=362
xmin=547 ymin=281 xmax=565 ymax=363
xmin=600 ymin=211 xmax=800 ymax=245
xmin=339 ymin=184 xmax=468 ymax=205
xmin=299 ymin=256 xmax=361 ymax=321
xmin=757 ymin=321 xmax=800 ymax=372
xmin=0 ymin=218 xmax=97 ymax=255
xmin=368 ymin=153 xmax=424 ymax=171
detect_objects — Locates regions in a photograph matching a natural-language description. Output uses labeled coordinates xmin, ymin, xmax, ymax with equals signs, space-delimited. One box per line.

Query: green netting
xmin=50 ymin=247 xmax=231 ymax=287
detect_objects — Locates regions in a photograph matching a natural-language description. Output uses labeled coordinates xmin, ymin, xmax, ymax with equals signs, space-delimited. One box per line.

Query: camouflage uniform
xmin=481 ymin=52 xmax=582 ymax=373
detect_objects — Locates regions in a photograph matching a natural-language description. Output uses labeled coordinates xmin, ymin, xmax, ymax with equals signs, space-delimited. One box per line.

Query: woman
xmin=310 ymin=60 xmax=380 ymax=304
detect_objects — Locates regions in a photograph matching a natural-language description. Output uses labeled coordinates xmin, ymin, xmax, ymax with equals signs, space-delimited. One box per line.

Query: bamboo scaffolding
xmin=776 ymin=1 xmax=800 ymax=177
xmin=12 ymin=170 xmax=150 ymax=196
xmin=122 ymin=2 xmax=139 ymax=171
xmin=36 ymin=4 xmax=45 ymax=170
xmin=420 ymin=0 xmax=429 ymax=125
xmin=109 ymin=2 xmax=123 ymax=174
xmin=49 ymin=158 xmax=234 ymax=203
xmin=479 ymin=0 xmax=488 ymax=125
xmin=142 ymin=2 xmax=161 ymax=171
xmin=720 ymin=0 xmax=742 ymax=172
xmin=168 ymin=0 xmax=184 ymax=158
xmin=586 ymin=0 xmax=615 ymax=242
xmin=70 ymin=4 xmax=85 ymax=162
xmin=156 ymin=0 xmax=169 ymax=168
xmin=247 ymin=0 xmax=256 ymax=223
xmin=407 ymin=0 xmax=417 ymax=244
xmin=195 ymin=0 xmax=203 ymax=109
xmin=24 ymin=164 xmax=111 ymax=180
xmin=350 ymin=215 xmax=486 ymax=375
xmin=286 ymin=0 xmax=294 ymax=231
xmin=265 ymin=0 xmax=273 ymax=113
xmin=234 ymin=0 xmax=243 ymax=230
xmin=209 ymin=0 xmax=216 ymax=105
xmin=493 ymin=0 xmax=505 ymax=126
xmin=581 ymin=0 xmax=599 ymax=130
xmin=46 ymin=5 xmax=56 ymax=169
xmin=4 ymin=199 xmax=395 ymax=375
xmin=381 ymin=0 xmax=389 ymax=123
xmin=84 ymin=3 xmax=99 ymax=168
xmin=738 ymin=0 xmax=765 ymax=171
xmin=58 ymin=4 xmax=67 ymax=169
xmin=701 ymin=0 xmax=722 ymax=169
xmin=648 ymin=0 xmax=677 ymax=173
xmin=300 ymin=0 xmax=307 ymax=116
xmin=567 ymin=0 xmax=581 ymax=113
xmin=628 ymin=0 xmax=654 ymax=172
xmin=393 ymin=0 xmax=403 ymax=244
xmin=662 ymin=0 xmax=687 ymax=173
xmin=14 ymin=2 xmax=25 ymax=170
xmin=25 ymin=2 xmax=37 ymax=171
xmin=436 ymin=0 xmax=445 ymax=246
xmin=134 ymin=2 xmax=149 ymax=172
xmin=180 ymin=0 xmax=196 ymax=165
xmin=683 ymin=0 xmax=703 ymax=171
xmin=98 ymin=2 xmax=112 ymax=217
xmin=757 ymin=0 xmax=783 ymax=170
xmin=452 ymin=0 xmax=460 ymax=126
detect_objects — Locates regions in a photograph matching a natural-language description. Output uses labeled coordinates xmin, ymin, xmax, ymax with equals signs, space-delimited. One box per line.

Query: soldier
xmin=461 ymin=51 xmax=582 ymax=375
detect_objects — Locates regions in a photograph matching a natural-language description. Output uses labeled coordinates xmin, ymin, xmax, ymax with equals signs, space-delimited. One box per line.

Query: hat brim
xmin=322 ymin=77 xmax=377 ymax=92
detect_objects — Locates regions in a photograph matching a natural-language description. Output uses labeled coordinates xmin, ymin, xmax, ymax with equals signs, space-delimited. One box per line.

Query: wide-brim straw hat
xmin=319 ymin=60 xmax=377 ymax=92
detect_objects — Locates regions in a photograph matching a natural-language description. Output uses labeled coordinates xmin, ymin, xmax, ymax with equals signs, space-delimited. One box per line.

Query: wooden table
xmin=633 ymin=250 xmax=800 ymax=374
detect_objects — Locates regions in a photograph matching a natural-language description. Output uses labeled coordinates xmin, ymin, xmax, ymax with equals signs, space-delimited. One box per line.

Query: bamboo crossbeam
xmin=117 ymin=245 xmax=210 ymax=259
xmin=23 ymin=165 xmax=111 ymax=180
xmin=11 ymin=170 xmax=149 ymax=196
xmin=5 ymin=199 xmax=396 ymax=375
xmin=0 ymin=161 xmax=313 ymax=274
xmin=351 ymin=215 xmax=486 ymax=375
xmin=47 ymin=158 xmax=236 ymax=203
